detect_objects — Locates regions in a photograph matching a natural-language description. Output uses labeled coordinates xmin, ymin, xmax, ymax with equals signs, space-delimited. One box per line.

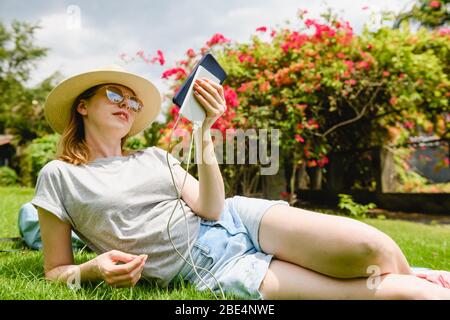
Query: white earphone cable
xmin=165 ymin=115 xmax=226 ymax=300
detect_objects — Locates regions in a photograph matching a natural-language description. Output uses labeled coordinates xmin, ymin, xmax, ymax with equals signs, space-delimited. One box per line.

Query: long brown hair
xmin=56 ymin=84 xmax=134 ymax=165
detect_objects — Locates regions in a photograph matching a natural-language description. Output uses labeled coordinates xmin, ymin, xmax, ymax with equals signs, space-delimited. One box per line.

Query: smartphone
xmin=178 ymin=65 xmax=220 ymax=123
xmin=172 ymin=53 xmax=227 ymax=109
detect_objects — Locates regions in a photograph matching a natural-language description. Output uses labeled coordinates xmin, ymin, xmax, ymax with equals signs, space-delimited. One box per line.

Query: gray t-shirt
xmin=31 ymin=146 xmax=201 ymax=287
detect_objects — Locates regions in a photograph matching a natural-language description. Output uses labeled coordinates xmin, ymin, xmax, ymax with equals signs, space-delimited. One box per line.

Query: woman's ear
xmin=76 ymin=99 xmax=88 ymax=116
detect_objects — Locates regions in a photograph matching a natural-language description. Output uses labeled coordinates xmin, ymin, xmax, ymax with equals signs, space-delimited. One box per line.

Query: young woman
xmin=31 ymin=65 xmax=450 ymax=300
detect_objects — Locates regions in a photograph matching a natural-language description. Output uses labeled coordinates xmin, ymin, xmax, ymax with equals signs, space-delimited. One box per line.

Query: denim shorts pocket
xmin=183 ymin=240 xmax=215 ymax=281
xmin=200 ymin=219 xmax=247 ymax=237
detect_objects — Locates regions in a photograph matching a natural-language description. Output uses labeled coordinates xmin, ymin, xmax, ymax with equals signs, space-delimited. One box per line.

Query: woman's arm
xmin=38 ymin=207 xmax=147 ymax=287
xmin=192 ymin=125 xmax=225 ymax=220
xmin=171 ymin=78 xmax=227 ymax=221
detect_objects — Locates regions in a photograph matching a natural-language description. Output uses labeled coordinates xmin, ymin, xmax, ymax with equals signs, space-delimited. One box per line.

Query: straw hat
xmin=44 ymin=64 xmax=161 ymax=137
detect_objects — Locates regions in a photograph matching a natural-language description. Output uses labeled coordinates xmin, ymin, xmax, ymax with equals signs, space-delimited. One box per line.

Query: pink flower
xmin=206 ymin=33 xmax=230 ymax=47
xmin=270 ymin=30 xmax=277 ymax=37
xmin=362 ymin=6 xmax=369 ymax=10
xmin=256 ymin=26 xmax=267 ymax=32
xmin=382 ymin=71 xmax=390 ymax=77
xmin=186 ymin=48 xmax=196 ymax=58
xmin=438 ymin=27 xmax=450 ymax=36
xmin=429 ymin=1 xmax=441 ymax=8
xmin=337 ymin=52 xmax=346 ymax=59
xmin=345 ymin=79 xmax=357 ymax=86
xmin=389 ymin=97 xmax=398 ymax=106
xmin=295 ymin=134 xmax=305 ymax=143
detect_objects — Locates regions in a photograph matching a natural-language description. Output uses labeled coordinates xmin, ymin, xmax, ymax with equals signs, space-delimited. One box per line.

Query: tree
xmin=0 ymin=19 xmax=59 ymax=146
xmin=394 ymin=0 xmax=449 ymax=29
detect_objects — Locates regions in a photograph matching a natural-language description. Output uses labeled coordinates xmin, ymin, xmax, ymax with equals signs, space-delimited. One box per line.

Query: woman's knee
xmin=360 ymin=231 xmax=409 ymax=274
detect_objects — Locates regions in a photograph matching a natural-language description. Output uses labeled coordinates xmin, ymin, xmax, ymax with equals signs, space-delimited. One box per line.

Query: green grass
xmin=1 ymin=186 xmax=449 ymax=299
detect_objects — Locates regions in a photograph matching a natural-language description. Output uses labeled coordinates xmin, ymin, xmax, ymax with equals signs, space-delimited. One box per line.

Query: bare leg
xmin=258 ymin=259 xmax=450 ymax=300
xmin=258 ymin=205 xmax=413 ymax=278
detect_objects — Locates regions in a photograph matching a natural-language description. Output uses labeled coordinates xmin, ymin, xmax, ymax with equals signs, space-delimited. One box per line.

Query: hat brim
xmin=44 ymin=69 xmax=161 ymax=137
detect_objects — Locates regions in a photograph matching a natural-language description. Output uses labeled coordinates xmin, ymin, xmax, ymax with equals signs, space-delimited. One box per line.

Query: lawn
xmin=1 ymin=186 xmax=449 ymax=300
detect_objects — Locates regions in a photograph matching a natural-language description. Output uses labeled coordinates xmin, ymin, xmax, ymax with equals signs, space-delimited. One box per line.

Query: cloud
xmin=1 ymin=0 xmax=413 ymax=94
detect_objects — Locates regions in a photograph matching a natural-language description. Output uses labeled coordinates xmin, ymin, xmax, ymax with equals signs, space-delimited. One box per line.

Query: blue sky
xmin=1 ymin=0 xmax=413 ymax=113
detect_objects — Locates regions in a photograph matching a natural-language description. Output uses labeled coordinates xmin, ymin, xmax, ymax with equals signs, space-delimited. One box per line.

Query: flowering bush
xmin=127 ymin=6 xmax=449 ymax=197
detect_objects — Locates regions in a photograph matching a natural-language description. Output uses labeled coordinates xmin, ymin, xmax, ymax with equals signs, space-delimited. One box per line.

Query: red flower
xmin=256 ymin=26 xmax=267 ymax=32
xmin=280 ymin=191 xmax=290 ymax=199
xmin=186 ymin=48 xmax=196 ymax=58
xmin=317 ymin=156 xmax=329 ymax=167
xmin=270 ymin=30 xmax=277 ymax=37
xmin=389 ymin=97 xmax=398 ymax=106
xmin=357 ymin=60 xmax=370 ymax=70
xmin=307 ymin=118 xmax=319 ymax=129
xmin=237 ymin=82 xmax=250 ymax=93
xmin=206 ymin=33 xmax=230 ymax=47
xmin=259 ymin=81 xmax=270 ymax=92
xmin=343 ymin=60 xmax=354 ymax=72
xmin=169 ymin=105 xmax=179 ymax=116
xmin=307 ymin=160 xmax=317 ymax=167
xmin=337 ymin=52 xmax=346 ymax=59
xmin=150 ymin=50 xmax=165 ymax=65
xmin=382 ymin=71 xmax=390 ymax=77
xmin=403 ymin=121 xmax=414 ymax=129
xmin=345 ymin=79 xmax=357 ymax=86
xmin=429 ymin=1 xmax=441 ymax=8
xmin=305 ymin=19 xmax=316 ymax=27
xmin=295 ymin=134 xmax=305 ymax=143
xmin=162 ymin=68 xmax=187 ymax=79
xmin=224 ymin=86 xmax=239 ymax=107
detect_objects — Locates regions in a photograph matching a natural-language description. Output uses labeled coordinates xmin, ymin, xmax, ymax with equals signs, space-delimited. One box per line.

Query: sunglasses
xmin=103 ymin=85 xmax=143 ymax=112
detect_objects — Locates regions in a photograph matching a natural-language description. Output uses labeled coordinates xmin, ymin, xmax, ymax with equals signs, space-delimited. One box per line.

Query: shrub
xmin=124 ymin=135 xmax=147 ymax=151
xmin=0 ymin=166 xmax=18 ymax=186
xmin=338 ymin=193 xmax=377 ymax=218
xmin=20 ymin=134 xmax=59 ymax=186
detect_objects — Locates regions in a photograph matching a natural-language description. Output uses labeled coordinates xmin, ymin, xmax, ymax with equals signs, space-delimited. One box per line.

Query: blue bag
xmin=19 ymin=202 xmax=86 ymax=250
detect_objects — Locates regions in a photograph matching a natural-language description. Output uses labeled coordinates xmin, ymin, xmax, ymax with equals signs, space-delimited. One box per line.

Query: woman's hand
xmin=193 ymin=78 xmax=227 ymax=130
xmin=94 ymin=250 xmax=148 ymax=288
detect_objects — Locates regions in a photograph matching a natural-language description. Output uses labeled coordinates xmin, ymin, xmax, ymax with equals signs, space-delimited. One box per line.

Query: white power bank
xmin=179 ymin=65 xmax=220 ymax=124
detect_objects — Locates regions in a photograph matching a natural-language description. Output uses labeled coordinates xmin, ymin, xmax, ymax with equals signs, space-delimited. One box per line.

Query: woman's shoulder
xmin=35 ymin=160 xmax=67 ymax=184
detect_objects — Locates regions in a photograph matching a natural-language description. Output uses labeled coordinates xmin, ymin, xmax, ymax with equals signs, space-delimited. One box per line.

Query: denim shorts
xmin=171 ymin=195 xmax=290 ymax=300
